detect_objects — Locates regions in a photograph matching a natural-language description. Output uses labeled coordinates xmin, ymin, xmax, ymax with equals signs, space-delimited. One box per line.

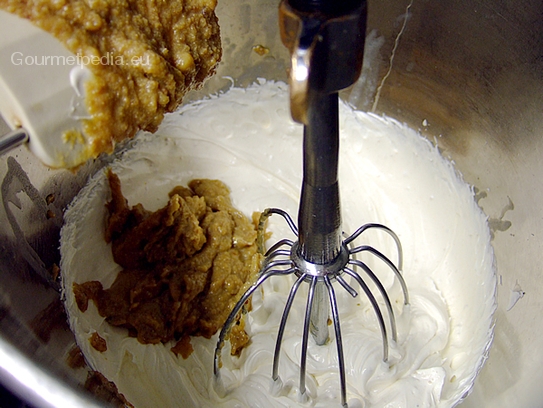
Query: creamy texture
xmin=60 ymin=80 xmax=496 ymax=408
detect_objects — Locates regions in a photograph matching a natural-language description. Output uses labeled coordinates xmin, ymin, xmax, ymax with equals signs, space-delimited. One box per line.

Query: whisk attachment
xmin=214 ymin=209 xmax=409 ymax=406
xmin=214 ymin=0 xmax=410 ymax=406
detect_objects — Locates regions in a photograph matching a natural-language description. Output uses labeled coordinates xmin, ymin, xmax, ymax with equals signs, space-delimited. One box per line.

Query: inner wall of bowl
xmin=0 ymin=0 xmax=542 ymax=407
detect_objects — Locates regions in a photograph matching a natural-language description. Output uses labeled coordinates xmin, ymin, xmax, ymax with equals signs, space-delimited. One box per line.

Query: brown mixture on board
xmin=74 ymin=170 xmax=261 ymax=357
xmin=0 ymin=0 xmax=221 ymax=163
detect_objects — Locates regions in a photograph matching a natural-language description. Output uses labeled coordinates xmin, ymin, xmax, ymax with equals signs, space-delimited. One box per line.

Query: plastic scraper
xmin=0 ymin=10 xmax=92 ymax=168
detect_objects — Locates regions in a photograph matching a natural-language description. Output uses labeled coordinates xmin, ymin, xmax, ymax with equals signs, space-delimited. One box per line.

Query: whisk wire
xmin=348 ymin=245 xmax=409 ymax=305
xmin=272 ymin=273 xmax=305 ymax=381
xmin=335 ymin=273 xmax=359 ymax=298
xmin=345 ymin=262 xmax=398 ymax=342
xmin=325 ymin=276 xmax=348 ymax=408
xmin=214 ymin=259 xmax=296 ymax=377
xmin=345 ymin=223 xmax=404 ymax=270
xmin=299 ymin=276 xmax=318 ymax=400
xmin=343 ymin=267 xmax=390 ymax=361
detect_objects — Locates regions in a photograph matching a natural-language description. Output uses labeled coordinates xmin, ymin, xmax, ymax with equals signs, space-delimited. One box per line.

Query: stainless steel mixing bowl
xmin=1 ymin=0 xmax=542 ymax=406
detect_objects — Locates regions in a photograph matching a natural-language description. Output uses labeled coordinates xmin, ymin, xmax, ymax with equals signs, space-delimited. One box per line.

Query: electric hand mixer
xmin=215 ymin=0 xmax=409 ymax=406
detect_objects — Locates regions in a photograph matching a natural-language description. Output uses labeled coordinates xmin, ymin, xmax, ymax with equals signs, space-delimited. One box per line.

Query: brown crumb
xmin=29 ymin=298 xmax=69 ymax=343
xmin=171 ymin=334 xmax=193 ymax=359
xmin=85 ymin=371 xmax=134 ymax=408
xmin=252 ymin=45 xmax=270 ymax=56
xmin=67 ymin=345 xmax=87 ymax=369
xmin=73 ymin=280 xmax=103 ymax=313
xmin=48 ymin=263 xmax=60 ymax=281
xmin=229 ymin=312 xmax=250 ymax=357
xmin=90 ymin=332 xmax=107 ymax=352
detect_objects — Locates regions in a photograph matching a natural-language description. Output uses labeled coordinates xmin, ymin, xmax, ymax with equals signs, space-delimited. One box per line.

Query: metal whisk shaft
xmin=298 ymin=91 xmax=341 ymax=265
xmin=300 ymin=91 xmax=341 ymax=346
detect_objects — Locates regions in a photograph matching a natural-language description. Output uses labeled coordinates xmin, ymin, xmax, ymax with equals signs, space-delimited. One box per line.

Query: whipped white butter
xmin=60 ymin=80 xmax=496 ymax=408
